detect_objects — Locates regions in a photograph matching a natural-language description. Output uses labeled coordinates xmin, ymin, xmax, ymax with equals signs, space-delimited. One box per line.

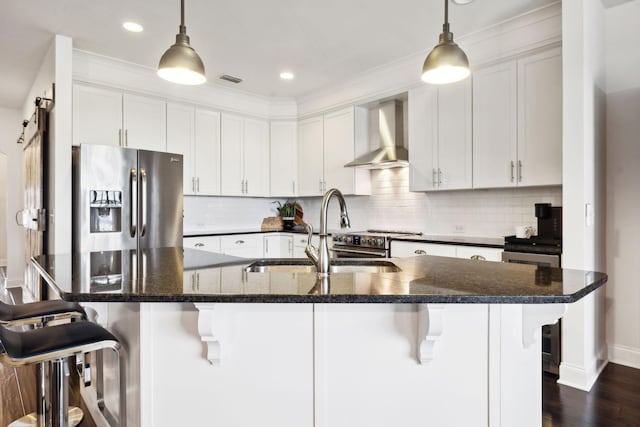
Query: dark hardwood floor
xmin=543 ymin=363 xmax=640 ymax=427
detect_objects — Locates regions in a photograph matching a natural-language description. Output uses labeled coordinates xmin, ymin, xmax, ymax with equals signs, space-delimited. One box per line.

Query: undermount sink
xmin=244 ymin=259 xmax=401 ymax=274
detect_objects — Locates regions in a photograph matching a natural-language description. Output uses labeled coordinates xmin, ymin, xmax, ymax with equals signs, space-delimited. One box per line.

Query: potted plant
xmin=274 ymin=200 xmax=297 ymax=230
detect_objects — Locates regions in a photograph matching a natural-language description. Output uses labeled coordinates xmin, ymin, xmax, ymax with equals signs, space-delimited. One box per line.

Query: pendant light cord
xmin=443 ymin=0 xmax=450 ymax=33
xmin=180 ymin=0 xmax=186 ymax=33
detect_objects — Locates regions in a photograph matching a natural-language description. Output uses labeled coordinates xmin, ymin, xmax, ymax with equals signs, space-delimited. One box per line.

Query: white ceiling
xmin=0 ymin=0 xmax=562 ymax=109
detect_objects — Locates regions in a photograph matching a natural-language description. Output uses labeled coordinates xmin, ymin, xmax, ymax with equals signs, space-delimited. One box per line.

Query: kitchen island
xmin=31 ymin=247 xmax=606 ymax=427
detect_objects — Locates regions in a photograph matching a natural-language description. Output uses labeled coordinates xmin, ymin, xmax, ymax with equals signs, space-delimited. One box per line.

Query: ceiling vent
xmin=219 ymin=74 xmax=243 ymax=84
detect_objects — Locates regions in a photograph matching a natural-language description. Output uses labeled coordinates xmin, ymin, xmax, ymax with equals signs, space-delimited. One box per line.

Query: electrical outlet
xmin=454 ymin=225 xmax=465 ymax=234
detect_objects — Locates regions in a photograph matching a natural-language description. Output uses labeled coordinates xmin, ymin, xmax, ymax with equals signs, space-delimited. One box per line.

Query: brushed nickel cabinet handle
xmin=470 ymin=255 xmax=486 ymax=261
xmin=518 ymin=160 xmax=523 ymax=182
xmin=438 ymin=168 xmax=442 ymax=185
xmin=197 ymin=177 xmax=200 ymax=192
xmin=194 ymin=243 xmax=204 ymax=247
xmin=414 ymin=249 xmax=427 ymax=255
xmin=235 ymin=240 xmax=245 ymax=245
xmin=510 ymin=161 xmax=515 ymax=182
xmin=125 ymin=129 xmax=129 ymax=147
xmin=432 ymin=169 xmax=437 ymax=187
xmin=118 ymin=129 xmax=122 ymax=147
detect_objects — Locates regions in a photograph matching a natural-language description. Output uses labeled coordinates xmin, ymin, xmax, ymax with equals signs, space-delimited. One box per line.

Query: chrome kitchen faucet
xmin=305 ymin=188 xmax=351 ymax=276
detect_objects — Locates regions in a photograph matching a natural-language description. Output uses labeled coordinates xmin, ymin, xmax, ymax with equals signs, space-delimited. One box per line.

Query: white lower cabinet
xmin=264 ymin=234 xmax=294 ymax=258
xmin=219 ymin=234 xmax=264 ymax=258
xmin=390 ymin=240 xmax=502 ymax=261
xmin=293 ymin=234 xmax=320 ymax=258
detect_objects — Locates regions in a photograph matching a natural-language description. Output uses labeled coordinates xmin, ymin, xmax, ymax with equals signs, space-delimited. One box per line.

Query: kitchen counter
xmin=389 ymin=234 xmax=504 ymax=248
xmin=33 ymin=248 xmax=607 ymax=427
xmin=31 ymin=247 xmax=605 ymax=304
xmin=184 ymin=228 xmax=505 ymax=248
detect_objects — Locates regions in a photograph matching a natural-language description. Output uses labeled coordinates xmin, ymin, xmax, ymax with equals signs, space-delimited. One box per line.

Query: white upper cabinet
xmin=220 ymin=114 xmax=270 ymax=197
xmin=73 ymin=84 xmax=123 ymax=147
xmin=72 ymin=83 xmax=166 ymax=152
xmin=517 ymin=48 xmax=562 ymax=186
xmin=167 ymin=105 xmax=221 ymax=196
xmin=220 ymin=114 xmax=245 ymax=196
xmin=323 ymin=108 xmax=355 ymax=191
xmin=408 ymin=85 xmax=437 ymax=191
xmin=243 ymin=118 xmax=270 ymax=197
xmin=122 ymin=93 xmax=166 ymax=151
xmin=473 ymin=47 xmax=562 ymax=189
xmin=270 ymin=121 xmax=298 ymax=197
xmin=297 ymin=106 xmax=370 ymax=197
xmin=194 ymin=109 xmax=221 ymax=195
xmin=437 ymin=78 xmax=472 ymax=190
xmin=166 ymin=103 xmax=195 ymax=195
xmin=408 ymin=79 xmax=471 ymax=191
xmin=297 ymin=116 xmax=325 ymax=196
xmin=472 ymin=60 xmax=518 ymax=189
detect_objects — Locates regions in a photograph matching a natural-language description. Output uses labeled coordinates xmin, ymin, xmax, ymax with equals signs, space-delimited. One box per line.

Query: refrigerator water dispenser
xmin=89 ymin=190 xmax=122 ymax=233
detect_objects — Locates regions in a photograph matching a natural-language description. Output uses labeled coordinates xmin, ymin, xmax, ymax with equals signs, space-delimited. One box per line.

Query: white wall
xmin=0 ymin=107 xmax=25 ymax=285
xmin=604 ymin=0 xmax=640 ymax=369
xmin=559 ymin=0 xmax=608 ymax=391
xmin=22 ymin=35 xmax=73 ymax=256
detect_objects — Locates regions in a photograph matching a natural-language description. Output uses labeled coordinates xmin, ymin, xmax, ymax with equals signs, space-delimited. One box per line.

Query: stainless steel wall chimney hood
xmin=345 ymin=100 xmax=408 ymax=169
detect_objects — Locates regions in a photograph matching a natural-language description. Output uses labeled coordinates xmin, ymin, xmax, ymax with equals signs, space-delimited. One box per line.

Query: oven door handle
xmin=330 ymin=248 xmax=387 ymax=257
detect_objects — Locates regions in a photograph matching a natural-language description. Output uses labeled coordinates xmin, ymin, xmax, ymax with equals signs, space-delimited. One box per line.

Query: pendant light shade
xmin=421 ymin=0 xmax=470 ymax=84
xmin=158 ymin=0 xmax=206 ymax=85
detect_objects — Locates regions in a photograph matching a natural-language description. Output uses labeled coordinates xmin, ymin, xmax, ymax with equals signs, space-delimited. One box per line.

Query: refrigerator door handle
xmin=140 ymin=168 xmax=148 ymax=237
xmin=130 ymin=168 xmax=137 ymax=237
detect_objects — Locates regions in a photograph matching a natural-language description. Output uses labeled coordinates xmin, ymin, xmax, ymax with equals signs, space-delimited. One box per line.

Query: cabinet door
xmin=243 ymin=118 xmax=270 ymax=197
xmin=122 ymin=94 xmax=167 ymax=152
xmin=297 ymin=116 xmax=324 ymax=196
xmin=194 ymin=109 xmax=221 ymax=195
xmin=473 ymin=61 xmax=517 ymax=189
xmin=264 ymin=234 xmax=293 ymax=258
xmin=270 ymin=121 xmax=298 ymax=197
xmin=438 ymin=78 xmax=472 ymax=190
xmin=166 ymin=103 xmax=195 ymax=195
xmin=72 ymin=84 xmax=123 ymax=147
xmin=323 ymin=107 xmax=356 ymax=193
xmin=517 ymin=48 xmax=562 ymax=186
xmin=220 ymin=114 xmax=244 ymax=196
xmin=408 ymin=86 xmax=438 ymax=191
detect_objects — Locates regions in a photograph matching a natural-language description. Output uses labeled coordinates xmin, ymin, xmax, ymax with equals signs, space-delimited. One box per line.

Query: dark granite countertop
xmin=31 ymin=247 xmax=606 ymax=304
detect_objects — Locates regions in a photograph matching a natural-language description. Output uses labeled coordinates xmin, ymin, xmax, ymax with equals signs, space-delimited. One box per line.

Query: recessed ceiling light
xmin=123 ymin=22 xmax=144 ymax=33
xmin=280 ymin=71 xmax=295 ymax=80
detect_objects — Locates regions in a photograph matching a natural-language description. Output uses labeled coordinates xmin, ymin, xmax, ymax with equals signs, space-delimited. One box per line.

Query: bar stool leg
xmin=50 ymin=358 xmax=68 ymax=427
xmin=36 ymin=361 xmax=49 ymax=427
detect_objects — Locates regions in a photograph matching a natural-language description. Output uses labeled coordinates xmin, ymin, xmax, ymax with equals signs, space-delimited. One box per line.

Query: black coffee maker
xmin=535 ymin=203 xmax=562 ymax=240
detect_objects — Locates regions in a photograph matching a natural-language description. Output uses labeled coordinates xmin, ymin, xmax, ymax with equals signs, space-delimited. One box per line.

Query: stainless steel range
xmin=331 ymin=230 xmax=422 ymax=258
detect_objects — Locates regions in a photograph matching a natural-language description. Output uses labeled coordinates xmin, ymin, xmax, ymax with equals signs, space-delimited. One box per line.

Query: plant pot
xmin=282 ymin=217 xmax=295 ymax=230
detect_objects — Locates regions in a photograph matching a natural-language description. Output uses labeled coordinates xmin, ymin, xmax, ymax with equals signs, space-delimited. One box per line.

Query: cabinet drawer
xmin=184 ymin=236 xmax=221 ymax=253
xmin=390 ymin=241 xmax=456 ymax=258
xmin=220 ymin=234 xmax=263 ymax=258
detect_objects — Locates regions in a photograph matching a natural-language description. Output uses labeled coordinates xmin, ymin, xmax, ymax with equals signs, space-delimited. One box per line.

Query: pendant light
xmin=158 ymin=0 xmax=206 ymax=85
xmin=421 ymin=0 xmax=470 ymax=84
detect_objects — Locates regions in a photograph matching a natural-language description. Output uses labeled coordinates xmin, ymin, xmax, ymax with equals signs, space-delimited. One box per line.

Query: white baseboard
xmin=557 ymin=356 xmax=608 ymax=391
xmin=608 ymin=344 xmax=640 ymax=369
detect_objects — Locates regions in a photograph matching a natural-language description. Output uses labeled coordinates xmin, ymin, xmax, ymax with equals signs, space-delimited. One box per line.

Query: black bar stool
xmin=1 ymin=299 xmax=87 ymax=426
xmin=0 ymin=300 xmax=86 ymax=326
xmin=0 ymin=321 xmax=126 ymax=427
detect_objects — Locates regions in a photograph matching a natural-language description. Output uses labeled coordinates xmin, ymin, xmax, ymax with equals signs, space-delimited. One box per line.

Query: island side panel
xmin=141 ymin=302 xmax=314 ymax=427
xmin=314 ymin=303 xmax=490 ymax=427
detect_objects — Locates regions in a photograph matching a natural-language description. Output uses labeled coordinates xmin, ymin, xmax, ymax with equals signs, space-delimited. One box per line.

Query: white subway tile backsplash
xmin=184 ymin=167 xmax=562 ymax=238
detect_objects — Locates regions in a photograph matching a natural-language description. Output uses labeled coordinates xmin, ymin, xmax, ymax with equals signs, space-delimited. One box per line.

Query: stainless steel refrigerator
xmin=72 ymin=144 xmax=183 ymax=253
